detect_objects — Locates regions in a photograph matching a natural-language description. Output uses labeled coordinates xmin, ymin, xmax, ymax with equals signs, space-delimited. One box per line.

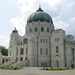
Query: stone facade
xmin=0 ymin=7 xmax=75 ymax=68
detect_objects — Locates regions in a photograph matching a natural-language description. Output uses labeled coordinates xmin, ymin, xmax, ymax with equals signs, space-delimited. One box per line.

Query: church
xmin=0 ymin=6 xmax=75 ymax=68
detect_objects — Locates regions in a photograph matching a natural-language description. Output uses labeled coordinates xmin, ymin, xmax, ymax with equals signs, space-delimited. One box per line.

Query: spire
xmin=36 ymin=5 xmax=43 ymax=12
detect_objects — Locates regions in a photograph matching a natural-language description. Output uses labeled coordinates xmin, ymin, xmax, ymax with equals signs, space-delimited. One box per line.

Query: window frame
xmin=40 ymin=48 xmax=42 ymax=54
xmin=20 ymin=48 xmax=24 ymax=55
xmin=46 ymin=48 xmax=48 ymax=54
xmin=35 ymin=27 xmax=37 ymax=32
xmin=41 ymin=27 xmax=44 ymax=32
xmin=56 ymin=46 xmax=59 ymax=53
xmin=47 ymin=28 xmax=49 ymax=32
xmin=23 ymin=38 xmax=28 ymax=44
xmin=30 ymin=28 xmax=32 ymax=32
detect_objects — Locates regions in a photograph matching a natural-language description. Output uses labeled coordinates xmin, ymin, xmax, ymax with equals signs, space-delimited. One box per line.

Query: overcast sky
xmin=0 ymin=0 xmax=75 ymax=48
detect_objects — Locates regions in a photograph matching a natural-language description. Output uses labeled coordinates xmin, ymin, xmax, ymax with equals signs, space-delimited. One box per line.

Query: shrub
xmin=14 ymin=67 xmax=17 ymax=70
xmin=46 ymin=68 xmax=48 ymax=70
xmin=1 ymin=67 xmax=4 ymax=69
xmin=43 ymin=67 xmax=45 ymax=69
xmin=60 ymin=68 xmax=62 ymax=70
xmin=11 ymin=66 xmax=12 ymax=68
xmin=1 ymin=65 xmax=4 ymax=69
xmin=67 ymin=67 xmax=69 ymax=70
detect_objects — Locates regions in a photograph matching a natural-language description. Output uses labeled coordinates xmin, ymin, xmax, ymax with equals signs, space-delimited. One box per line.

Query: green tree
xmin=0 ymin=46 xmax=8 ymax=56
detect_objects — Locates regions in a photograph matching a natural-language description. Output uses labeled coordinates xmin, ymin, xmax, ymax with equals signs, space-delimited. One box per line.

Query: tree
xmin=0 ymin=46 xmax=8 ymax=56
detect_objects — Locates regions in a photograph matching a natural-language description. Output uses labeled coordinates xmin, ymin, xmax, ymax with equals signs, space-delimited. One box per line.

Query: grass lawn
xmin=0 ymin=66 xmax=22 ymax=70
xmin=41 ymin=67 xmax=75 ymax=71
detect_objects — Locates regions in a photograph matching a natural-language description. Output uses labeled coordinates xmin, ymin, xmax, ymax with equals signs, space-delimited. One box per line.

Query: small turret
xmin=12 ymin=27 xmax=18 ymax=33
xmin=8 ymin=27 xmax=21 ymax=57
xmin=9 ymin=27 xmax=20 ymax=47
xmin=10 ymin=27 xmax=19 ymax=40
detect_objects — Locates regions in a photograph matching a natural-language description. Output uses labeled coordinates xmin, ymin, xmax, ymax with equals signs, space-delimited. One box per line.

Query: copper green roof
xmin=27 ymin=7 xmax=53 ymax=24
xmin=12 ymin=27 xmax=18 ymax=33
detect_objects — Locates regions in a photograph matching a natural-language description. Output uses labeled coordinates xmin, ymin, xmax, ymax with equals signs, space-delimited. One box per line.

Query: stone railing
xmin=10 ymin=62 xmax=18 ymax=66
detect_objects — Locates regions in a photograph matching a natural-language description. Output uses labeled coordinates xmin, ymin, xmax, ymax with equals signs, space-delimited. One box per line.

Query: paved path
xmin=0 ymin=67 xmax=75 ymax=75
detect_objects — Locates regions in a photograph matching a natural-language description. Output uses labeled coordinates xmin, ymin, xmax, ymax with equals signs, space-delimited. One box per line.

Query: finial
xmin=39 ymin=5 xmax=41 ymax=8
xmin=15 ymin=27 xmax=16 ymax=30
xmin=12 ymin=27 xmax=18 ymax=33
xmin=36 ymin=5 xmax=43 ymax=12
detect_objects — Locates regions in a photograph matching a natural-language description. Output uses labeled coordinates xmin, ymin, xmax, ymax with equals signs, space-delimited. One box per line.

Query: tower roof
xmin=12 ymin=27 xmax=18 ymax=33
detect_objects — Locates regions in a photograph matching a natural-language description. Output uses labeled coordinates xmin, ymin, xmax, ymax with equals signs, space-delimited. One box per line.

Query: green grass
xmin=41 ymin=67 xmax=74 ymax=71
xmin=0 ymin=66 xmax=22 ymax=70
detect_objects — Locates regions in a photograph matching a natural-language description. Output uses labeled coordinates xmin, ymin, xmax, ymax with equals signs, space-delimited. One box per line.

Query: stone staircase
xmin=1 ymin=60 xmax=26 ymax=67
xmin=1 ymin=61 xmax=16 ymax=66
xmin=10 ymin=62 xmax=19 ymax=66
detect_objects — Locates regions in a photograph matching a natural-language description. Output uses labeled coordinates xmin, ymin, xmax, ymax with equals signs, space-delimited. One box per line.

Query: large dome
xmin=27 ymin=7 xmax=53 ymax=24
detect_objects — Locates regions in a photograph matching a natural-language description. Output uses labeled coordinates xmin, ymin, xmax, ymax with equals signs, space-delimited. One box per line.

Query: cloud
xmin=42 ymin=0 xmax=60 ymax=7
xmin=10 ymin=0 xmax=37 ymax=35
xmin=54 ymin=20 xmax=69 ymax=29
xmin=18 ymin=0 xmax=36 ymax=15
xmin=10 ymin=0 xmax=75 ymax=37
xmin=53 ymin=17 xmax=69 ymax=30
xmin=10 ymin=0 xmax=62 ymax=35
xmin=0 ymin=35 xmax=9 ymax=48
xmin=67 ymin=2 xmax=75 ymax=7
xmin=10 ymin=16 xmax=25 ymax=35
xmin=69 ymin=16 xmax=75 ymax=23
xmin=18 ymin=0 xmax=36 ymax=4
xmin=0 ymin=0 xmax=75 ymax=48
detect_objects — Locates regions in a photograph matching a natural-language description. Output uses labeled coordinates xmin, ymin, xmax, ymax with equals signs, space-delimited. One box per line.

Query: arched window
xmin=30 ymin=28 xmax=32 ymax=32
xmin=20 ymin=48 xmax=24 ymax=55
xmin=41 ymin=27 xmax=44 ymax=32
xmin=46 ymin=48 xmax=48 ymax=54
xmin=23 ymin=38 xmax=28 ymax=44
xmin=40 ymin=48 xmax=42 ymax=54
xmin=56 ymin=46 xmax=59 ymax=53
xmin=16 ymin=57 xmax=18 ymax=62
xmin=25 ymin=57 xmax=27 ymax=60
xmin=2 ymin=59 xmax=4 ymax=63
xmin=6 ymin=59 xmax=8 ymax=62
xmin=20 ymin=57 xmax=23 ymax=61
xmin=35 ymin=27 xmax=37 ymax=32
xmin=47 ymin=28 xmax=49 ymax=32
xmin=40 ymin=39 xmax=42 ymax=42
